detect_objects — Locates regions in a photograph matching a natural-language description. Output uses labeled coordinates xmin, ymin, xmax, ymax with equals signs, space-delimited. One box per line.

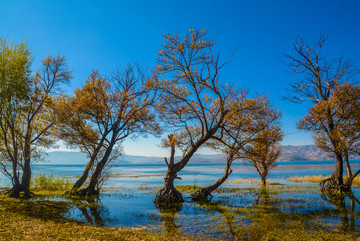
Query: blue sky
xmin=1 ymin=0 xmax=360 ymax=156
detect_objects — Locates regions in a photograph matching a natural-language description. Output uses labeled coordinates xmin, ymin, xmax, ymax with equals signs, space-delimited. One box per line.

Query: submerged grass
xmin=190 ymin=185 xmax=360 ymax=240
xmin=0 ymin=194 xmax=189 ymax=241
xmin=2 ymin=174 xmax=360 ymax=241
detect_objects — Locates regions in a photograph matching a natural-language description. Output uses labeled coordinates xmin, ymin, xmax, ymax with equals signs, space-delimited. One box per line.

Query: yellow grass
xmin=289 ymin=175 xmax=360 ymax=187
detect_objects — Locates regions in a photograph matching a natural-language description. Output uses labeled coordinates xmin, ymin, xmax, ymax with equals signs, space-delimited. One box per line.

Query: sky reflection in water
xmin=2 ymin=162 xmax=360 ymax=239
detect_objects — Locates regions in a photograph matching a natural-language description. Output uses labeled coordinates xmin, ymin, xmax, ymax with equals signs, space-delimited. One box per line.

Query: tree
xmin=55 ymin=65 xmax=160 ymax=196
xmin=0 ymin=38 xmax=72 ymax=197
xmin=0 ymin=38 xmax=32 ymax=197
xmin=191 ymin=95 xmax=282 ymax=200
xmin=151 ymin=29 xmax=237 ymax=204
xmin=20 ymin=55 xmax=72 ymax=197
xmin=285 ymin=35 xmax=359 ymax=191
xmin=242 ymin=105 xmax=282 ymax=186
xmin=298 ymin=83 xmax=360 ymax=189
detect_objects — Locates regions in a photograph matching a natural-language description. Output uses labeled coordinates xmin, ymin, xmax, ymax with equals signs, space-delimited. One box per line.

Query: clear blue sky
xmin=1 ymin=0 xmax=360 ymax=156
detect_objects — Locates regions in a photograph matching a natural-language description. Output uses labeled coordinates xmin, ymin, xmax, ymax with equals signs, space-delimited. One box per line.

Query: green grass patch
xmin=175 ymin=185 xmax=201 ymax=194
xmin=31 ymin=172 xmax=72 ymax=194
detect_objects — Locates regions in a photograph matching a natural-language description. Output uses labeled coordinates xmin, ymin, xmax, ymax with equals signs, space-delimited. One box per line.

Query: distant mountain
xmin=42 ymin=144 xmax=339 ymax=165
xmin=41 ymin=151 xmax=227 ymax=165
xmin=278 ymin=145 xmax=331 ymax=162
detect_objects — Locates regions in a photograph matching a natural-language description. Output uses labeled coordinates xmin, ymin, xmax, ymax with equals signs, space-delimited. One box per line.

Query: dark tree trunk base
xmin=6 ymin=185 xmax=34 ymax=198
xmin=155 ymin=187 xmax=183 ymax=204
xmin=8 ymin=187 xmax=21 ymax=198
xmin=191 ymin=167 xmax=232 ymax=202
xmin=75 ymin=188 xmax=100 ymax=197
xmin=320 ymin=178 xmax=351 ymax=193
xmin=191 ymin=187 xmax=213 ymax=202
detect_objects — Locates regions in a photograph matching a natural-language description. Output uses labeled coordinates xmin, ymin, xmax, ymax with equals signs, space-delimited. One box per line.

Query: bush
xmin=31 ymin=172 xmax=72 ymax=192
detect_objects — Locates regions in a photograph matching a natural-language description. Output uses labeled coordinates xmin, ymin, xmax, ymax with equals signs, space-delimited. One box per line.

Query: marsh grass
xmin=2 ymin=177 xmax=360 ymax=240
xmin=191 ymin=185 xmax=360 ymax=240
xmin=0 ymin=194 xmax=189 ymax=241
xmin=289 ymin=175 xmax=360 ymax=187
xmin=31 ymin=172 xmax=72 ymax=194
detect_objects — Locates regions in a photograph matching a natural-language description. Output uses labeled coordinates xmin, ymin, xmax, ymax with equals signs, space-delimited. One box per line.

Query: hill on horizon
xmin=41 ymin=144 xmax=340 ymax=165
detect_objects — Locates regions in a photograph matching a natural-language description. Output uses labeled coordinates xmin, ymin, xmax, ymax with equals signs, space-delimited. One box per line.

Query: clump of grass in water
xmin=289 ymin=175 xmax=329 ymax=183
xmin=175 ymin=185 xmax=201 ymax=194
xmin=289 ymin=175 xmax=360 ymax=187
xmin=31 ymin=172 xmax=72 ymax=193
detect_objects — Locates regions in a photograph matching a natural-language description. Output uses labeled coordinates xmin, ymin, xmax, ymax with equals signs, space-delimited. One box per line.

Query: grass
xmin=289 ymin=175 xmax=360 ymax=187
xmin=288 ymin=175 xmax=329 ymax=184
xmin=2 ymin=174 xmax=360 ymax=240
xmin=31 ymin=172 xmax=72 ymax=195
xmin=0 ymin=195 xmax=189 ymax=241
xmin=190 ymin=186 xmax=360 ymax=240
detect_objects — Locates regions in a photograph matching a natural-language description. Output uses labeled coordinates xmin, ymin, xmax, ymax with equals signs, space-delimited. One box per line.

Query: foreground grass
xmin=0 ymin=195 xmax=189 ymax=241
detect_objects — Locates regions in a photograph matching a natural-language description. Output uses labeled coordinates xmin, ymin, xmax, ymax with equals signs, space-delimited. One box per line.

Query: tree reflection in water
xmin=255 ymin=187 xmax=280 ymax=213
xmin=72 ymin=196 xmax=109 ymax=227
xmin=154 ymin=202 xmax=183 ymax=236
xmin=198 ymin=200 xmax=238 ymax=240
xmin=321 ymin=190 xmax=360 ymax=232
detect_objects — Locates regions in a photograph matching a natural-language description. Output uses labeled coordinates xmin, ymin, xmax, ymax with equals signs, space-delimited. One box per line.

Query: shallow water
xmin=2 ymin=161 xmax=360 ymax=239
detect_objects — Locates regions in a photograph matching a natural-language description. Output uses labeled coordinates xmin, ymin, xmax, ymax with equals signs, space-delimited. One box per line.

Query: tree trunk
xmin=344 ymin=150 xmax=353 ymax=189
xmin=261 ymin=176 xmax=267 ymax=187
xmin=156 ymin=118 xmax=227 ymax=204
xmin=9 ymin=183 xmax=22 ymax=198
xmin=332 ymin=153 xmax=344 ymax=189
xmin=191 ymin=168 xmax=232 ymax=201
xmin=344 ymin=150 xmax=352 ymax=178
xmin=20 ymin=158 xmax=31 ymax=197
xmin=20 ymin=137 xmax=32 ymax=197
xmin=9 ymin=157 xmax=21 ymax=198
xmin=155 ymin=169 xmax=183 ymax=204
xmin=191 ymin=155 xmax=233 ymax=201
xmin=321 ymin=152 xmax=347 ymax=191
xmin=70 ymin=156 xmax=96 ymax=193
xmin=78 ymin=142 xmax=115 ymax=196
xmin=70 ymin=137 xmax=106 ymax=193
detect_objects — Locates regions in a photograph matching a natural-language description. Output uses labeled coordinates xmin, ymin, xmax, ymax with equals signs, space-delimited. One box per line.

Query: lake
xmin=1 ymin=160 xmax=360 ymax=239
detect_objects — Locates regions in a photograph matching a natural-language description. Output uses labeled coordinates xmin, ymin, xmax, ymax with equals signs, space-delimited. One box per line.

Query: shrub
xmin=31 ymin=172 xmax=72 ymax=192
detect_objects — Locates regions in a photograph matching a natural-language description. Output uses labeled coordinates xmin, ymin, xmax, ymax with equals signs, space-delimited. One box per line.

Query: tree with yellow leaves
xmin=151 ymin=29 xmax=233 ymax=204
xmin=190 ymin=95 xmax=282 ymax=201
xmin=0 ymin=38 xmax=72 ymax=197
xmin=298 ymin=83 xmax=360 ymax=190
xmin=150 ymin=29 xmax=270 ymax=204
xmin=285 ymin=35 xmax=359 ymax=191
xmin=242 ymin=103 xmax=282 ymax=186
xmin=55 ymin=64 xmax=160 ymax=196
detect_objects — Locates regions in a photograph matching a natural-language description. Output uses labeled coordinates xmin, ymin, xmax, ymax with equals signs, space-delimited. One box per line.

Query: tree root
xmin=191 ymin=188 xmax=213 ymax=202
xmin=74 ymin=188 xmax=100 ymax=197
xmin=155 ymin=187 xmax=183 ymax=204
xmin=320 ymin=177 xmax=351 ymax=193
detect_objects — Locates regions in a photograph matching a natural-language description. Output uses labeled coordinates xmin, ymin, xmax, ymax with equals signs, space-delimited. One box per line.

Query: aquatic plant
xmin=289 ymin=175 xmax=360 ymax=188
xmin=31 ymin=172 xmax=72 ymax=193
